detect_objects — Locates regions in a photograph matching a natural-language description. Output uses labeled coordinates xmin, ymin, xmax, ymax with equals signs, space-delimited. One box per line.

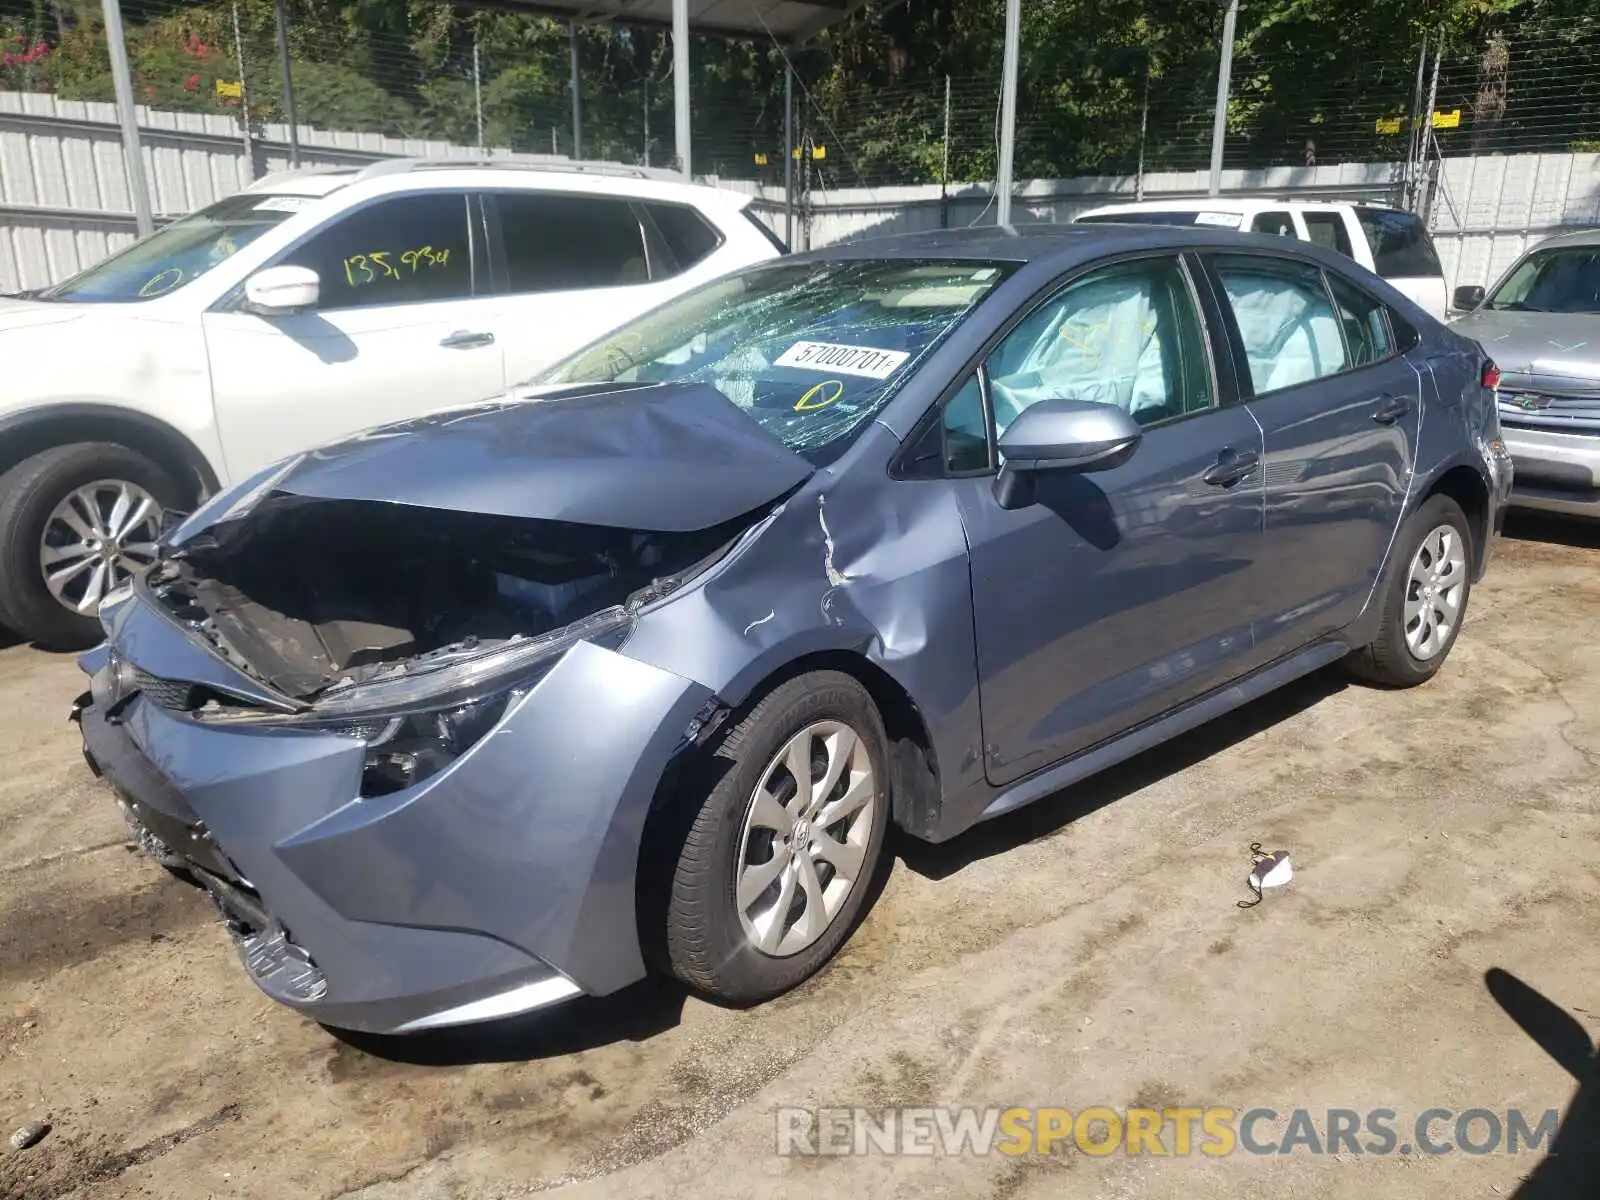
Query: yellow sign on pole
xmin=215 ymin=79 xmax=242 ymax=100
xmin=754 ymin=152 xmax=769 ymax=166
xmin=1375 ymin=116 xmax=1404 ymax=135
xmin=1432 ymin=109 xmax=1462 ymax=129
xmin=812 ymin=145 xmax=827 ymax=161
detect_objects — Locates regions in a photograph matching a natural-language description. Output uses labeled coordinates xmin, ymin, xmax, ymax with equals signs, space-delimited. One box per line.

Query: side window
xmin=942 ymin=374 xmax=991 ymax=473
xmin=280 ymin=193 xmax=473 ymax=310
xmin=986 ymin=257 xmax=1214 ymax=439
xmin=1213 ymin=254 xmax=1349 ymax=394
xmin=1302 ymin=212 xmax=1355 ymax=259
xmin=644 ymin=203 xmax=723 ymax=275
xmin=1252 ymin=211 xmax=1296 ymax=238
xmin=1326 ymin=274 xmax=1395 ymax=368
xmin=1354 ymin=208 xmax=1444 ymax=278
xmin=492 ymin=193 xmax=648 ymax=293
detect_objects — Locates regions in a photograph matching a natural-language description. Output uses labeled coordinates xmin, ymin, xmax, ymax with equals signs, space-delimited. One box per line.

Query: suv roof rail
xmin=348 ymin=156 xmax=688 ymax=185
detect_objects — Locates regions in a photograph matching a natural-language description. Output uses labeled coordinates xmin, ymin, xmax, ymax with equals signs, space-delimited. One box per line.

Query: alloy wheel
xmin=734 ymin=719 xmax=878 ymax=958
xmin=40 ymin=479 xmax=163 ymax=615
xmin=1403 ymin=523 xmax=1467 ymax=661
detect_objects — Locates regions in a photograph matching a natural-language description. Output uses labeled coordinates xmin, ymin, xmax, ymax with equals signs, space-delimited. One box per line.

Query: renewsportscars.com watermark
xmin=775 ymin=1106 xmax=1562 ymax=1158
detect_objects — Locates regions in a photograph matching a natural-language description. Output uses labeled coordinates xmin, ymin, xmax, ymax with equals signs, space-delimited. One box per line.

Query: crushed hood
xmin=263 ymin=382 xmax=814 ymax=533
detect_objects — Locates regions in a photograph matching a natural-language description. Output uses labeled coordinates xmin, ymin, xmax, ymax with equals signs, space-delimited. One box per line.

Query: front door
xmin=203 ymin=190 xmax=506 ymax=478
xmin=954 ymin=255 xmax=1266 ymax=787
xmin=1201 ymin=253 xmax=1421 ymax=659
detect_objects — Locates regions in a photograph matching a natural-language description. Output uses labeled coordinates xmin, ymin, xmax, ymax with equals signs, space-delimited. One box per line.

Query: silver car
xmin=1452 ymin=228 xmax=1600 ymax=518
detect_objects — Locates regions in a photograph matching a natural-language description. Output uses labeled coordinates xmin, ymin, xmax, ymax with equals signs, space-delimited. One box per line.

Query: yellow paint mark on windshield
xmin=138 ymin=268 xmax=184 ymax=297
xmin=795 ymin=379 xmax=845 ymax=411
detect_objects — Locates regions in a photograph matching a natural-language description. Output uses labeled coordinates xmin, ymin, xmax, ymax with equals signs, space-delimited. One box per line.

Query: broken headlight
xmin=352 ymin=691 xmax=515 ymax=797
xmin=193 ymin=606 xmax=633 ymax=795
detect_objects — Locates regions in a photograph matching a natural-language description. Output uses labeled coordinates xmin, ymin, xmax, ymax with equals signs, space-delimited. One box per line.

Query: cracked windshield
xmin=36 ymin=193 xmax=314 ymax=302
xmin=540 ymin=259 xmax=1013 ymax=459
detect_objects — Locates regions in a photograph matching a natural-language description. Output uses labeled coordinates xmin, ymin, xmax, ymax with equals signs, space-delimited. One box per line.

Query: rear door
xmin=203 ymin=190 xmax=506 ymax=476
xmin=951 ymin=253 xmax=1267 ymax=785
xmin=1202 ymin=252 xmax=1422 ymax=660
xmin=484 ymin=191 xmax=734 ymax=383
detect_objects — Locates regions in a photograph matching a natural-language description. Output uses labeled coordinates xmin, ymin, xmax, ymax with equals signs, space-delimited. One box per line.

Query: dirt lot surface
xmin=1 ymin=516 xmax=1597 ymax=1200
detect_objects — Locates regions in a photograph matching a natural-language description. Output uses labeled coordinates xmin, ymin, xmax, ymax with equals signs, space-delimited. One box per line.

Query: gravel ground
xmin=1 ymin=515 xmax=1596 ymax=1200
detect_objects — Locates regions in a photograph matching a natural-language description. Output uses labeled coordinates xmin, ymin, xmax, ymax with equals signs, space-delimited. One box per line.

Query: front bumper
xmin=1501 ymin=424 xmax=1600 ymax=519
xmin=76 ymin=605 xmax=711 ymax=1034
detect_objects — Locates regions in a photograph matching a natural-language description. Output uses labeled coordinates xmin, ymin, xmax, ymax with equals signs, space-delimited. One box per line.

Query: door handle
xmin=1203 ymin=447 xmax=1260 ymax=488
xmin=1371 ymin=394 xmax=1413 ymax=425
xmin=440 ymin=330 xmax=495 ymax=350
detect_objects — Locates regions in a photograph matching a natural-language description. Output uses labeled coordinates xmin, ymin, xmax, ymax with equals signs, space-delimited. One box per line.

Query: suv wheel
xmin=0 ymin=443 xmax=180 ymax=649
xmin=656 ymin=671 xmax=890 ymax=1004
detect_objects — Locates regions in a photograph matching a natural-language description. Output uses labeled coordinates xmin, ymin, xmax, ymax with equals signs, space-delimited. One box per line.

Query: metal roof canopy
xmin=476 ymin=1 xmax=870 ymax=192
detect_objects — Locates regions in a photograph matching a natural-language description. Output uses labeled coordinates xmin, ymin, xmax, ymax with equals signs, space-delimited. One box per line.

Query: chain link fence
xmin=0 ymin=3 xmax=1597 ymax=189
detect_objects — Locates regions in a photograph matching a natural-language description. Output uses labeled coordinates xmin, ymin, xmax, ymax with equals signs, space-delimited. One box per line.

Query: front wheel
xmin=1346 ymin=494 xmax=1473 ymax=687
xmin=657 ymin=671 xmax=890 ymax=1004
xmin=0 ymin=443 xmax=179 ymax=649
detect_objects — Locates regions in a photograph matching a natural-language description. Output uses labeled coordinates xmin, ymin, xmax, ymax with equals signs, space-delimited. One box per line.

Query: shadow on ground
xmin=899 ymin=667 xmax=1348 ymax=881
xmin=1486 ymin=968 xmax=1599 ymax=1198
xmin=1503 ymin=512 xmax=1600 ymax=550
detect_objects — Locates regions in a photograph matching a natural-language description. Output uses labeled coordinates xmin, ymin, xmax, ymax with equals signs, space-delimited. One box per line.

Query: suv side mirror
xmin=243 ymin=265 xmax=320 ymax=315
xmin=1452 ymin=284 xmax=1486 ymax=312
xmin=993 ymin=399 xmax=1142 ymax=509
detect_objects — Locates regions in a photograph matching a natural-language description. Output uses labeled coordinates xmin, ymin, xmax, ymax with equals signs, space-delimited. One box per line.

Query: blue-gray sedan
xmin=74 ymin=224 xmax=1513 ymax=1033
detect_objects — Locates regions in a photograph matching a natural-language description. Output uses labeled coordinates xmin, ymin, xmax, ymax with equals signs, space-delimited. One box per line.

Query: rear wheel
xmin=0 ymin=443 xmax=179 ymax=649
xmin=1346 ymin=494 xmax=1473 ymax=687
xmin=658 ymin=671 xmax=890 ymax=1004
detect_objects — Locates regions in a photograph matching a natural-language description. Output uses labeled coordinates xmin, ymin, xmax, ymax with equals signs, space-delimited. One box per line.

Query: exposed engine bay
xmin=145 ymin=494 xmax=750 ymax=701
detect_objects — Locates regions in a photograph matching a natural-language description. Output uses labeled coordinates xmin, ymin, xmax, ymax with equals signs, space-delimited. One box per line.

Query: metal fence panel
xmin=1429 ymin=152 xmax=1600 ymax=292
xmin=0 ymin=89 xmax=550 ymax=291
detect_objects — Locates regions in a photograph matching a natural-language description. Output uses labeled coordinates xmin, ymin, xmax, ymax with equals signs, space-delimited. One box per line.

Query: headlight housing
xmin=354 ymin=690 xmax=516 ymax=796
xmin=192 ymin=606 xmax=632 ymax=795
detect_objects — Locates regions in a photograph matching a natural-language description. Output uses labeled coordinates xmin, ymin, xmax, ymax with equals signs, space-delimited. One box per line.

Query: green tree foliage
xmin=0 ymin=1 xmax=1596 ymax=179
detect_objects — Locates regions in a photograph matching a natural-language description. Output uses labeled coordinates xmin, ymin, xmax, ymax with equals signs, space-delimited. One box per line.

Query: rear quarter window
xmin=644 ymin=202 xmax=724 ymax=274
xmin=1355 ymin=209 xmax=1444 ymax=278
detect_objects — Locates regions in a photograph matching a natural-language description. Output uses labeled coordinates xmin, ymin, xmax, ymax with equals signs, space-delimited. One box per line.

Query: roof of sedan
xmin=1537 ymin=226 xmax=1600 ymax=248
xmin=797 ymin=221 xmax=1269 ymax=266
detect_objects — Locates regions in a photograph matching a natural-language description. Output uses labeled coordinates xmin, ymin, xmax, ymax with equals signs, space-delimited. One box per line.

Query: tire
xmin=656 ymin=671 xmax=891 ymax=1004
xmin=0 ymin=443 xmax=181 ymax=649
xmin=1346 ymin=494 xmax=1473 ymax=687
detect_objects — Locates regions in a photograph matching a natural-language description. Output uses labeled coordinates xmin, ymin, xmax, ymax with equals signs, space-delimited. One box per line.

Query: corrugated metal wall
xmin=3 ymin=85 xmax=1598 ymax=294
xmin=735 ymin=161 xmax=1413 ymax=249
xmin=737 ymin=156 xmax=1600 ymax=290
xmin=1430 ymin=152 xmax=1600 ymax=291
xmin=0 ymin=90 xmax=558 ymax=293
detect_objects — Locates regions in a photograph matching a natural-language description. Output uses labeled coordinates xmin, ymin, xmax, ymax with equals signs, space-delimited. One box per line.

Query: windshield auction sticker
xmin=776 ymin=341 xmax=911 ymax=379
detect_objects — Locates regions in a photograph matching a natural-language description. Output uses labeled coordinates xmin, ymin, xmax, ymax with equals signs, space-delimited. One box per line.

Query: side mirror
xmin=1453 ymin=284 xmax=1486 ymax=312
xmin=242 ymin=265 xmax=320 ymax=315
xmin=993 ymin=399 xmax=1142 ymax=509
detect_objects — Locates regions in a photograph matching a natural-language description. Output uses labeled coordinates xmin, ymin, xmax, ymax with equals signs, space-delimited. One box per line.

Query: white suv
xmin=1073 ymin=198 xmax=1448 ymax=320
xmin=0 ymin=158 xmax=783 ymax=646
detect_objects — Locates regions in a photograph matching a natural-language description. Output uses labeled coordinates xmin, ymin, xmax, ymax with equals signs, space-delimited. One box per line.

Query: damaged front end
xmin=140 ymin=494 xmax=752 ymax=796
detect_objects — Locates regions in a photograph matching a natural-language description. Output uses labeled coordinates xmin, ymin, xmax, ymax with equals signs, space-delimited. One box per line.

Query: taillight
xmin=1482 ymin=361 xmax=1502 ymax=390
